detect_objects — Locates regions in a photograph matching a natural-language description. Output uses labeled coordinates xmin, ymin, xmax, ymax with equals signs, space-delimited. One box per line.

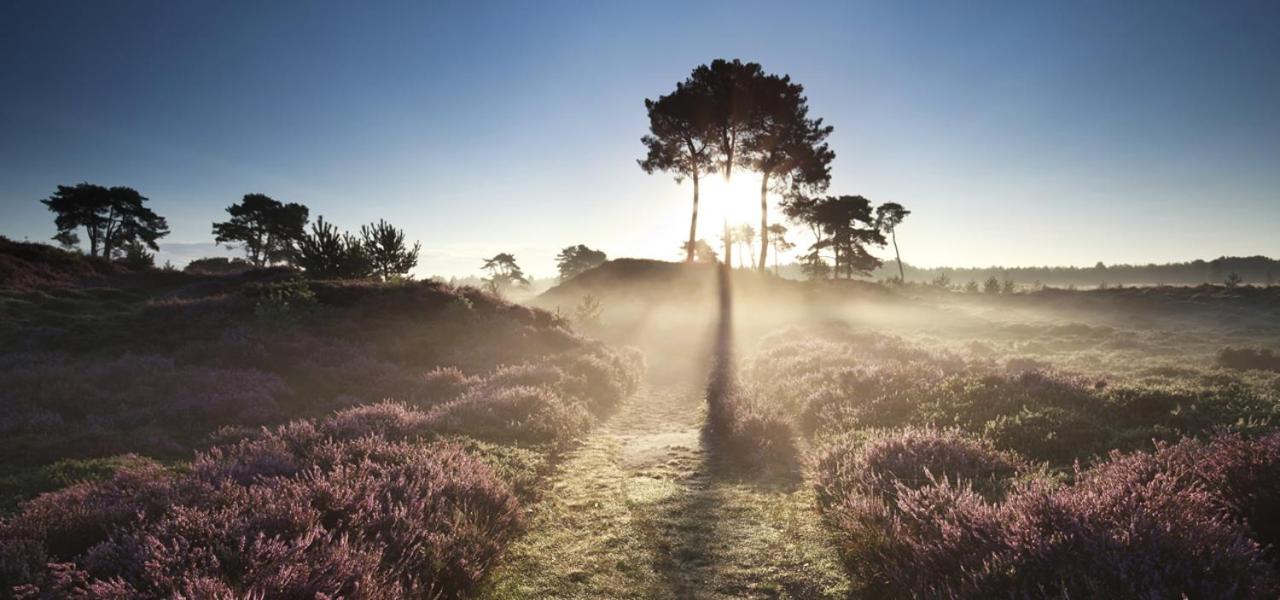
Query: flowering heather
xmin=0 ymin=422 xmax=523 ymax=598
xmin=816 ymin=429 xmax=1280 ymax=597
xmin=0 ymin=353 xmax=286 ymax=437
xmin=814 ymin=428 xmax=1023 ymax=506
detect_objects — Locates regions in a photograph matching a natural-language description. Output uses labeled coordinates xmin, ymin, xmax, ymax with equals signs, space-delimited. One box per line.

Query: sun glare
xmin=700 ymin=172 xmax=765 ymax=233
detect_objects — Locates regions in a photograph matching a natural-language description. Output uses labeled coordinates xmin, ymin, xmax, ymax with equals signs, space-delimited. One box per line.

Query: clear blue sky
xmin=2 ymin=1 xmax=1277 ymax=277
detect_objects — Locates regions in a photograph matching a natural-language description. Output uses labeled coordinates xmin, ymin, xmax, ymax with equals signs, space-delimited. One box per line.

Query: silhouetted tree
xmin=875 ymin=202 xmax=911 ymax=282
xmin=785 ymin=195 xmax=885 ymax=278
xmin=680 ymin=239 xmax=719 ymax=263
xmin=687 ymin=59 xmax=769 ymax=264
xmin=481 ymin=253 xmax=529 ymax=295
xmin=733 ymin=223 xmax=758 ymax=269
xmin=767 ymin=223 xmax=793 ymax=274
xmin=296 ymin=216 xmax=371 ymax=279
xmin=52 ymin=231 xmax=80 ymax=252
xmin=800 ymin=249 xmax=831 ymax=280
xmin=1225 ymin=272 xmax=1243 ymax=288
xmin=641 ymin=84 xmax=715 ymax=263
xmin=744 ymin=73 xmax=834 ymax=271
xmin=359 ymin=219 xmax=420 ymax=281
xmin=212 ymin=194 xmax=309 ymax=267
xmin=41 ymin=183 xmax=169 ymax=261
xmin=115 ymin=239 xmax=155 ymax=270
xmin=556 ymin=244 xmax=607 ymax=281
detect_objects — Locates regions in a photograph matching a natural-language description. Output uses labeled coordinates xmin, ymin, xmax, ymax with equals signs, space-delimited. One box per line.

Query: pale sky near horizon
xmin=2 ymin=1 xmax=1278 ymax=278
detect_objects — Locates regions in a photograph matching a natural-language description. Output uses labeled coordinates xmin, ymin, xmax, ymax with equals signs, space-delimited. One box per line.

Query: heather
xmin=0 ymin=422 xmax=524 ymax=598
xmin=742 ymin=321 xmax=1280 ymax=596
xmin=814 ymin=430 xmax=1280 ymax=597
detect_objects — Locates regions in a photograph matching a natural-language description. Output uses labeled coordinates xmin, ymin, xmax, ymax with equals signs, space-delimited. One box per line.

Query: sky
xmin=2 ymin=1 xmax=1278 ymax=278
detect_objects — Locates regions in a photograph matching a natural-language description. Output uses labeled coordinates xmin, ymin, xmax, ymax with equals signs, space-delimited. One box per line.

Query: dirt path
xmin=484 ymin=383 xmax=849 ymax=599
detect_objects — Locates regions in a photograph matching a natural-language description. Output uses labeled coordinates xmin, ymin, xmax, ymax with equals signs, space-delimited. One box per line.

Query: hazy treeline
xmin=774 ymin=255 xmax=1280 ymax=287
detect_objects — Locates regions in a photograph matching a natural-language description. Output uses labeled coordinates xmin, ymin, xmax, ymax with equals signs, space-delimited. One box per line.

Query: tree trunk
xmin=686 ymin=170 xmax=700 ymax=263
xmin=893 ymin=230 xmax=904 ymax=282
xmin=723 ymin=221 xmax=732 ymax=268
xmin=758 ymin=171 xmax=770 ymax=272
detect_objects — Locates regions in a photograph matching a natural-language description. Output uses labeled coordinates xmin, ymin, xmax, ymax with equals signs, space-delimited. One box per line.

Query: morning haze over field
xmin=2 ymin=2 xmax=1280 ymax=599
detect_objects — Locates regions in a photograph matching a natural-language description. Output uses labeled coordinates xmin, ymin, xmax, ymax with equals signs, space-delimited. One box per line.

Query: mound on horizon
xmin=535 ymin=258 xmax=892 ymax=312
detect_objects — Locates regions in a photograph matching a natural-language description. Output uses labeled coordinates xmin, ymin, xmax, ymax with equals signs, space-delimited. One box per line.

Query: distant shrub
xmin=0 ymin=422 xmax=523 ymax=598
xmin=1218 ymin=346 xmax=1280 ymax=373
xmin=243 ymin=277 xmax=317 ymax=322
xmin=183 ymin=256 xmax=253 ymax=275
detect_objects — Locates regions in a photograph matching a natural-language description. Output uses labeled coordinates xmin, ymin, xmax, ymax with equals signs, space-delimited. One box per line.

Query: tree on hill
xmin=481 ymin=253 xmax=529 ymax=295
xmin=733 ymin=223 xmax=757 ymax=269
xmin=556 ymin=245 xmax=607 ymax=281
xmin=875 ymin=202 xmax=911 ymax=282
xmin=640 ymin=82 xmax=715 ymax=263
xmin=41 ymin=183 xmax=169 ymax=261
xmin=679 ymin=239 xmax=718 ymax=263
xmin=767 ymin=223 xmax=793 ymax=274
xmin=785 ymin=195 xmax=886 ymax=279
xmin=52 ymin=231 xmax=80 ymax=252
xmin=743 ymin=71 xmax=834 ymax=272
xmin=115 ymin=239 xmax=155 ymax=270
xmin=296 ymin=216 xmax=371 ymax=279
xmin=359 ymin=219 xmax=421 ymax=281
xmin=212 ymin=194 xmax=309 ymax=267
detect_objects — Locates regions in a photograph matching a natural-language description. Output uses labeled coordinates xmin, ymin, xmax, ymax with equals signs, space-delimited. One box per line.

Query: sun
xmin=699 ymin=171 xmax=764 ymax=233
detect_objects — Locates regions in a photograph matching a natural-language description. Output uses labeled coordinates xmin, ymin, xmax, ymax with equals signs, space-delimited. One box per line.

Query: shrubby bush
xmin=815 ymin=428 xmax=1023 ymax=505
xmin=0 ymin=414 xmax=524 ymax=598
xmin=1219 ymin=346 xmax=1280 ymax=373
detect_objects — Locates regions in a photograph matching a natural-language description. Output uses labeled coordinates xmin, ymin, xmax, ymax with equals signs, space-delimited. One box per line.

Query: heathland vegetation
xmin=4 ymin=56 xmax=1279 ymax=599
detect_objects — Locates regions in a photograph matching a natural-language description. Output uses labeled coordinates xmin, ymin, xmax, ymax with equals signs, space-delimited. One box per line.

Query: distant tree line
xmin=40 ymin=185 xmax=422 ymax=281
xmin=771 ymin=256 xmax=1280 ymax=287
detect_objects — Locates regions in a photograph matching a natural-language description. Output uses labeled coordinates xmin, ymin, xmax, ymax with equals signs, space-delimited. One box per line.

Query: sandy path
xmin=484 ymin=383 xmax=848 ymax=599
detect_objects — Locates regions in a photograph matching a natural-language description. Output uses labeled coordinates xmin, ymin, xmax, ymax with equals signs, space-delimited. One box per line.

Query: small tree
xmin=52 ymin=231 xmax=81 ymax=252
xmin=641 ymin=82 xmax=715 ymax=263
xmin=1001 ymin=278 xmax=1016 ymax=294
xmin=800 ymin=249 xmax=831 ymax=280
xmin=481 ymin=253 xmax=529 ymax=296
xmin=767 ymin=223 xmax=793 ymax=274
xmin=212 ymin=194 xmax=309 ymax=267
xmin=42 ymin=183 xmax=169 ymax=261
xmin=115 ymin=240 xmax=156 ymax=270
xmin=574 ymin=294 xmax=603 ymax=329
xmin=733 ymin=223 xmax=757 ymax=269
xmin=983 ymin=276 xmax=1002 ymax=294
xmin=359 ymin=219 xmax=421 ymax=281
xmin=296 ymin=216 xmax=371 ymax=279
xmin=556 ymin=245 xmax=607 ymax=281
xmin=680 ymin=239 xmax=718 ymax=263
xmin=1224 ymin=272 xmax=1243 ymax=288
xmin=875 ymin=202 xmax=911 ymax=282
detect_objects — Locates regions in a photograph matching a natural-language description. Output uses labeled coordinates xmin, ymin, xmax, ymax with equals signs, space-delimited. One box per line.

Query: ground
xmin=485 ymin=382 xmax=849 ymax=600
